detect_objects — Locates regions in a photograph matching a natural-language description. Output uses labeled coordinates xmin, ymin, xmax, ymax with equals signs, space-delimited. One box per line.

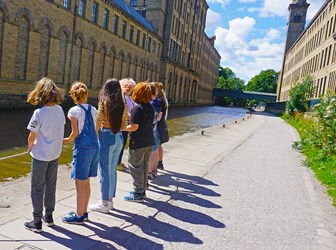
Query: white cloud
xmin=205 ymin=9 xmax=222 ymax=31
xmin=214 ymin=17 xmax=284 ymax=82
xmin=207 ymin=0 xmax=231 ymax=8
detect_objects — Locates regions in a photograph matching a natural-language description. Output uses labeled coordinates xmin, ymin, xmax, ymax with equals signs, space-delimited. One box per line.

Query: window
xmin=129 ymin=25 xmax=134 ymax=43
xmin=136 ymin=29 xmax=140 ymax=46
xmin=92 ymin=2 xmax=99 ymax=23
xmin=78 ymin=0 xmax=86 ymax=17
xmin=122 ymin=20 xmax=127 ymax=39
xmin=113 ymin=15 xmax=119 ymax=34
xmin=64 ymin=0 xmax=71 ymax=9
xmin=142 ymin=34 xmax=146 ymax=49
xmin=103 ymin=9 xmax=109 ymax=29
xmin=130 ymin=0 xmax=138 ymax=6
xmin=144 ymin=0 xmax=148 ymax=6
xmin=148 ymin=37 xmax=152 ymax=52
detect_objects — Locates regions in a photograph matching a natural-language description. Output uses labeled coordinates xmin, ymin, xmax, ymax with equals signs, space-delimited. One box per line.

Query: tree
xmin=245 ymin=69 xmax=279 ymax=93
xmin=217 ymin=66 xmax=244 ymax=90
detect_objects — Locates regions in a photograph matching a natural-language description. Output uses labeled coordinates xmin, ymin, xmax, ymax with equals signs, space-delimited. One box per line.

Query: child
xmin=124 ymin=82 xmax=155 ymax=202
xmin=89 ymin=78 xmax=128 ymax=213
xmin=24 ymin=77 xmax=65 ymax=233
xmin=62 ymin=81 xmax=99 ymax=224
xmin=116 ymin=78 xmax=136 ymax=171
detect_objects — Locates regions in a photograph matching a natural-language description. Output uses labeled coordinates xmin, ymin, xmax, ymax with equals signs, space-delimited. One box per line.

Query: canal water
xmin=0 ymin=105 xmax=247 ymax=180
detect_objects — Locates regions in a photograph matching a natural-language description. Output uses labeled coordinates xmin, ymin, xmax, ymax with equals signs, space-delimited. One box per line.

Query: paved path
xmin=0 ymin=112 xmax=335 ymax=249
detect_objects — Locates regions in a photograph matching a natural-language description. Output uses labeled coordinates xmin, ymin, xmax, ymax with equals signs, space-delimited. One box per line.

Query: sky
xmin=205 ymin=0 xmax=326 ymax=83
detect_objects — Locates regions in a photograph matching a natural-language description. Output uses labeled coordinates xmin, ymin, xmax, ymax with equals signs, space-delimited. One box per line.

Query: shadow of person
xmin=143 ymin=198 xmax=225 ymax=228
xmin=40 ymin=225 xmax=116 ymax=249
xmin=163 ymin=170 xmax=219 ymax=186
xmin=83 ymin=220 xmax=164 ymax=250
xmin=111 ymin=209 xmax=203 ymax=245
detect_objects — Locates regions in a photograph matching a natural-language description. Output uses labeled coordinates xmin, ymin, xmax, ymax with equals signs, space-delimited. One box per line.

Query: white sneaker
xmin=89 ymin=201 xmax=109 ymax=214
xmin=108 ymin=200 xmax=114 ymax=210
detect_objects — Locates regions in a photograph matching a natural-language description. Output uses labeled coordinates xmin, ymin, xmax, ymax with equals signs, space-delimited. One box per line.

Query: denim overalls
xmin=71 ymin=104 xmax=99 ymax=180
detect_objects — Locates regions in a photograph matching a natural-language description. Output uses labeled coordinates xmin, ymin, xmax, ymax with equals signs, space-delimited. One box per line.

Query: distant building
xmin=277 ymin=0 xmax=336 ymax=102
xmin=0 ymin=0 xmax=220 ymax=107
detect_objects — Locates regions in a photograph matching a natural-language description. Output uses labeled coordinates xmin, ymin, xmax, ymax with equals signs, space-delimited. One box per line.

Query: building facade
xmin=0 ymin=0 xmax=220 ymax=107
xmin=277 ymin=0 xmax=336 ymax=102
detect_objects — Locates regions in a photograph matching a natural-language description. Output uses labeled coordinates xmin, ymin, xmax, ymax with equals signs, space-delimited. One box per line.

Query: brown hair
xmin=153 ymin=82 xmax=168 ymax=109
xmin=27 ymin=77 xmax=64 ymax=106
xmin=69 ymin=81 xmax=88 ymax=104
xmin=99 ymin=78 xmax=125 ymax=134
xmin=132 ymin=82 xmax=153 ymax=104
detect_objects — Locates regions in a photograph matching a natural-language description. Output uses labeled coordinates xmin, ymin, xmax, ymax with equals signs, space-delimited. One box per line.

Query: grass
xmin=282 ymin=114 xmax=336 ymax=206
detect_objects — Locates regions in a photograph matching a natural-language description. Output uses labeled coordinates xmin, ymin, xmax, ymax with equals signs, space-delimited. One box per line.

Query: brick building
xmin=277 ymin=0 xmax=336 ymax=102
xmin=0 ymin=0 xmax=220 ymax=107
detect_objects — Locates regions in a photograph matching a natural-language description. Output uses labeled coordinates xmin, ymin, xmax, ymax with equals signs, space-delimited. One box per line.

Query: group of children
xmin=24 ymin=77 xmax=169 ymax=233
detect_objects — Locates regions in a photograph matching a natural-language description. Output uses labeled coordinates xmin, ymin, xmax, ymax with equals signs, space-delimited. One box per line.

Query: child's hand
xmin=63 ymin=138 xmax=69 ymax=144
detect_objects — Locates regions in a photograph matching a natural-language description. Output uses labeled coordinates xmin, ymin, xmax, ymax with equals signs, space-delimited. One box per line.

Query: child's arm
xmin=125 ymin=123 xmax=139 ymax=132
xmin=63 ymin=117 xmax=79 ymax=144
xmin=27 ymin=131 xmax=37 ymax=152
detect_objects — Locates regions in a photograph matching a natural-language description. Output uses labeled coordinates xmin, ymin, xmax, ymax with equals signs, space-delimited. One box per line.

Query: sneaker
xmin=24 ymin=220 xmax=42 ymax=233
xmin=124 ymin=192 xmax=144 ymax=202
xmin=130 ymin=191 xmax=146 ymax=199
xmin=42 ymin=215 xmax=55 ymax=227
xmin=108 ymin=200 xmax=114 ymax=210
xmin=68 ymin=211 xmax=89 ymax=221
xmin=89 ymin=201 xmax=109 ymax=213
xmin=148 ymin=172 xmax=154 ymax=180
xmin=62 ymin=213 xmax=84 ymax=225
xmin=157 ymin=161 xmax=164 ymax=170
xmin=152 ymin=170 xmax=158 ymax=177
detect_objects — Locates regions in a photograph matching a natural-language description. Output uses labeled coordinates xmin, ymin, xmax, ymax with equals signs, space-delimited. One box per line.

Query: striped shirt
xmin=96 ymin=102 xmax=128 ymax=131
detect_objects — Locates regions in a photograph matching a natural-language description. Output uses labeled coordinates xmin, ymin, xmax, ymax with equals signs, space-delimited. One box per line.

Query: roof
xmin=112 ymin=0 xmax=154 ymax=32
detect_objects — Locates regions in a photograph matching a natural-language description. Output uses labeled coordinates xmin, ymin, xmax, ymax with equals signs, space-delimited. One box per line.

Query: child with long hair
xmin=124 ymin=82 xmax=155 ymax=202
xmin=24 ymin=78 xmax=65 ymax=233
xmin=62 ymin=81 xmax=99 ymax=224
xmin=89 ymin=78 xmax=128 ymax=213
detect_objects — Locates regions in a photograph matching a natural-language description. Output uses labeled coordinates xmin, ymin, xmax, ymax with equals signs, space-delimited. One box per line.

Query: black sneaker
xmin=157 ymin=161 xmax=164 ymax=170
xmin=24 ymin=220 xmax=42 ymax=233
xmin=42 ymin=215 xmax=55 ymax=227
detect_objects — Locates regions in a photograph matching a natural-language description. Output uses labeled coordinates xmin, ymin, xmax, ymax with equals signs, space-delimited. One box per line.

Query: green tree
xmin=245 ymin=69 xmax=279 ymax=93
xmin=217 ymin=67 xmax=244 ymax=90
xmin=286 ymin=76 xmax=314 ymax=115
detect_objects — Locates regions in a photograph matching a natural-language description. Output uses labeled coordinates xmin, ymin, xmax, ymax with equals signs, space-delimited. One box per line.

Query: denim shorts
xmin=71 ymin=144 xmax=99 ymax=180
xmin=152 ymin=129 xmax=160 ymax=151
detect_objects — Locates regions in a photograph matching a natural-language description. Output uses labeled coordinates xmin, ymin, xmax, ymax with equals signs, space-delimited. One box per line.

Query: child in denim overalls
xmin=62 ymin=82 xmax=99 ymax=224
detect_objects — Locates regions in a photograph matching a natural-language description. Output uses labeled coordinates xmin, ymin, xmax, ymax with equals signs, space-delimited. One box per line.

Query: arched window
xmin=57 ymin=26 xmax=70 ymax=84
xmin=38 ymin=22 xmax=52 ymax=78
xmin=294 ymin=13 xmax=301 ymax=22
xmin=73 ymin=33 xmax=84 ymax=81
xmin=98 ymin=43 xmax=107 ymax=87
xmin=87 ymin=38 xmax=96 ymax=87
xmin=109 ymin=47 xmax=116 ymax=78
xmin=15 ymin=16 xmax=30 ymax=79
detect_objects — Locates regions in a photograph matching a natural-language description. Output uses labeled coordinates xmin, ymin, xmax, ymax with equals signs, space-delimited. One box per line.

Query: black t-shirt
xmin=129 ymin=102 xmax=155 ymax=149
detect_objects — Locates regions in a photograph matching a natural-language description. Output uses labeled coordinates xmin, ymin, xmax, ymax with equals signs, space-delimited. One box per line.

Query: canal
xmin=0 ymin=105 xmax=247 ymax=180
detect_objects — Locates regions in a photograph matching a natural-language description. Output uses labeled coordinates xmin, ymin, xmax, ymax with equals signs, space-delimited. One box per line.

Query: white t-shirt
xmin=27 ymin=105 xmax=65 ymax=161
xmin=67 ymin=104 xmax=98 ymax=133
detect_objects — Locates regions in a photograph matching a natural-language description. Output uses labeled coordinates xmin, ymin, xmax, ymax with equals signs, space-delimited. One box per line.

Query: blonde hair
xmin=153 ymin=82 xmax=168 ymax=108
xmin=120 ymin=78 xmax=136 ymax=88
xmin=27 ymin=77 xmax=64 ymax=106
xmin=69 ymin=81 xmax=88 ymax=104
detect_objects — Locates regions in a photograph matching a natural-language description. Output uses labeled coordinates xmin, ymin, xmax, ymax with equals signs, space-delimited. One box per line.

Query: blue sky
xmin=205 ymin=0 xmax=325 ymax=83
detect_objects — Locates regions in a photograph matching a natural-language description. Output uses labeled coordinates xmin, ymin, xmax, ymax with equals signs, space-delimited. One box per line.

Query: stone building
xmin=0 ymin=0 xmax=220 ymax=107
xmin=277 ymin=0 xmax=336 ymax=102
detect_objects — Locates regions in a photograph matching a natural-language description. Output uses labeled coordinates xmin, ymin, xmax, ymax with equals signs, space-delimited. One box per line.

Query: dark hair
xmin=99 ymin=78 xmax=125 ymax=134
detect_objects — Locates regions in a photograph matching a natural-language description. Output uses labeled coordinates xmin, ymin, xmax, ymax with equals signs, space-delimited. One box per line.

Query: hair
xmin=119 ymin=78 xmax=136 ymax=88
xmin=152 ymin=82 xmax=168 ymax=109
xmin=99 ymin=78 xmax=125 ymax=134
xmin=69 ymin=81 xmax=88 ymax=104
xmin=131 ymin=82 xmax=153 ymax=104
xmin=27 ymin=77 xmax=65 ymax=106
xmin=148 ymin=82 xmax=157 ymax=96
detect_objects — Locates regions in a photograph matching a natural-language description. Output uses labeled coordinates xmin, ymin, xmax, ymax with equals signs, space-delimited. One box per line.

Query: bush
xmin=286 ymin=76 xmax=314 ymax=115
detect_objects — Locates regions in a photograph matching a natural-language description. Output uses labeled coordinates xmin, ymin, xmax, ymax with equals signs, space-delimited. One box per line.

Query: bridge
xmin=213 ymin=88 xmax=277 ymax=102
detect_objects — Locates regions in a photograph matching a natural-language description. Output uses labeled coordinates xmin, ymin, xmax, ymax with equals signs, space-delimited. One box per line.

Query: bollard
xmin=223 ymin=124 xmax=225 ymax=128
xmin=235 ymin=121 xmax=237 ymax=123
xmin=201 ymin=130 xmax=205 ymax=135
xmin=242 ymin=118 xmax=244 ymax=121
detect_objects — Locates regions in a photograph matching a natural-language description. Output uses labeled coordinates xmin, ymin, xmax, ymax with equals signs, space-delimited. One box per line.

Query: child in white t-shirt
xmin=24 ymin=78 xmax=65 ymax=233
xmin=62 ymin=81 xmax=99 ymax=224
